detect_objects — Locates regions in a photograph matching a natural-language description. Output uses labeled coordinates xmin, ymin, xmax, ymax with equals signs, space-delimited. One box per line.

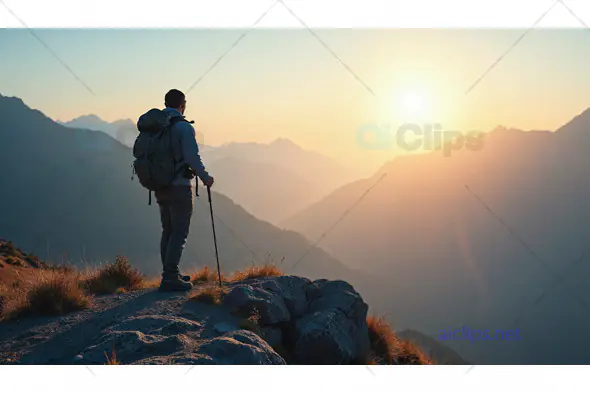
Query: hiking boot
xmin=179 ymin=274 xmax=191 ymax=282
xmin=159 ymin=276 xmax=194 ymax=292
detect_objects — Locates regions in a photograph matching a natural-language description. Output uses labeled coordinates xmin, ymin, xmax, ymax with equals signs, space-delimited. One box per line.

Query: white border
xmin=2 ymin=0 xmax=590 ymax=391
xmin=0 ymin=0 xmax=589 ymax=28
xmin=2 ymin=364 xmax=590 ymax=392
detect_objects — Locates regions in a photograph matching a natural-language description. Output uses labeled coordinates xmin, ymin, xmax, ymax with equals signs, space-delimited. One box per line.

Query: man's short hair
xmin=165 ymin=89 xmax=186 ymax=109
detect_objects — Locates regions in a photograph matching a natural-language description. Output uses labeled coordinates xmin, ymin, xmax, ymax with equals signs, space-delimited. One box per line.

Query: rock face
xmin=74 ymin=313 xmax=285 ymax=365
xmin=224 ymin=276 xmax=371 ymax=364
xmin=223 ymin=284 xmax=290 ymax=325
xmin=79 ymin=315 xmax=204 ymax=364
xmin=295 ymin=279 xmax=370 ymax=364
xmin=197 ymin=330 xmax=286 ymax=365
xmin=0 ymin=276 xmax=371 ymax=365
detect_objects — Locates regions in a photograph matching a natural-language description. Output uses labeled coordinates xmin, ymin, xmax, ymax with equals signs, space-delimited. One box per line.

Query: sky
xmin=0 ymin=28 xmax=589 ymax=172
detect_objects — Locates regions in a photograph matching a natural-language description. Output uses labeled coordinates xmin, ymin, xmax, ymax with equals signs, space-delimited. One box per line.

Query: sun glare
xmin=400 ymin=91 xmax=429 ymax=118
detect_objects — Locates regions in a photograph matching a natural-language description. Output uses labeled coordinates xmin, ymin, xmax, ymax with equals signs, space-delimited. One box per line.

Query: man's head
xmin=165 ymin=89 xmax=186 ymax=114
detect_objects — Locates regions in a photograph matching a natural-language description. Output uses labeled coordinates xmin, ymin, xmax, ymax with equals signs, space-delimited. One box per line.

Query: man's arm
xmin=178 ymin=122 xmax=213 ymax=184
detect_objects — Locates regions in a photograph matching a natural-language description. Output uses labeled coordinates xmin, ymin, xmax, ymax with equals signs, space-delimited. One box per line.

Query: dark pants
xmin=155 ymin=185 xmax=194 ymax=279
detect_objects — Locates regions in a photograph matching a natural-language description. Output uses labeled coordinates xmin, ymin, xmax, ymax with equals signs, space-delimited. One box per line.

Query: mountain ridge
xmin=282 ymin=106 xmax=590 ymax=364
xmin=56 ymin=109 xmax=356 ymax=224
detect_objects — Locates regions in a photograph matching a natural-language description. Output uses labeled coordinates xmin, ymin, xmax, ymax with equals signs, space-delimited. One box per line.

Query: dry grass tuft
xmin=394 ymin=339 xmax=433 ymax=365
xmin=0 ymin=247 xmax=149 ymax=321
xmin=104 ymin=349 xmax=120 ymax=365
xmin=190 ymin=266 xmax=225 ymax=284
xmin=143 ymin=277 xmax=161 ymax=289
xmin=6 ymin=271 xmax=91 ymax=319
xmin=83 ymin=256 xmax=146 ymax=295
xmin=366 ymin=315 xmax=432 ymax=365
xmin=189 ymin=285 xmax=228 ymax=306
xmin=230 ymin=264 xmax=282 ymax=282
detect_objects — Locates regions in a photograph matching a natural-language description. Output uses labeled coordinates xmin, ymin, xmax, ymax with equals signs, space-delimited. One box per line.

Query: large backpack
xmin=132 ymin=109 xmax=190 ymax=204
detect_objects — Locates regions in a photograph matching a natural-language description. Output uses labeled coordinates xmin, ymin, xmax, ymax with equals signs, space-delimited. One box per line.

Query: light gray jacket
xmin=162 ymin=107 xmax=211 ymax=187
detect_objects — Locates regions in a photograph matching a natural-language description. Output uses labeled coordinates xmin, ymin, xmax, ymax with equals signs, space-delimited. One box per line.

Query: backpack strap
xmin=167 ymin=116 xmax=191 ymax=177
xmin=169 ymin=116 xmax=195 ymax=125
xmin=169 ymin=116 xmax=198 ymax=194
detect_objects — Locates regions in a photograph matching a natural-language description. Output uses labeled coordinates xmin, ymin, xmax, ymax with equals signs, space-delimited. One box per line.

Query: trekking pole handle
xmin=207 ymin=184 xmax=212 ymax=202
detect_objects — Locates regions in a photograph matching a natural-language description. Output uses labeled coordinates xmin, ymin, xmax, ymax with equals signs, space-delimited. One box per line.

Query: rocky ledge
xmin=0 ymin=276 xmax=372 ymax=365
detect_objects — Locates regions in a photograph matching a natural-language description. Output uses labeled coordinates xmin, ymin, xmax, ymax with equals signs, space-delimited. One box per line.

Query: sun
xmin=377 ymin=87 xmax=437 ymax=125
xmin=400 ymin=91 xmax=429 ymax=118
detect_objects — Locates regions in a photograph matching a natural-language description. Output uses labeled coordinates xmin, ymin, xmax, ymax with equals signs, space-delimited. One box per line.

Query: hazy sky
xmin=1 ymin=29 xmax=588 ymax=171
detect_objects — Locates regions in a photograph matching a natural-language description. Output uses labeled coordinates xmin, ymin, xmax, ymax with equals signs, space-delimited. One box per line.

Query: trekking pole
xmin=207 ymin=185 xmax=223 ymax=287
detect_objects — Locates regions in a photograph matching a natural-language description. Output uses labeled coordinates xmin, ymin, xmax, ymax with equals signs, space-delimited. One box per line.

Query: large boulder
xmin=258 ymin=276 xmax=310 ymax=318
xmin=293 ymin=308 xmax=358 ymax=364
xmin=197 ymin=330 xmax=286 ymax=365
xmin=223 ymin=284 xmax=290 ymax=325
xmin=221 ymin=277 xmax=371 ymax=364
xmin=223 ymin=275 xmax=310 ymax=322
xmin=291 ymin=279 xmax=371 ymax=364
xmin=306 ymin=279 xmax=364 ymax=315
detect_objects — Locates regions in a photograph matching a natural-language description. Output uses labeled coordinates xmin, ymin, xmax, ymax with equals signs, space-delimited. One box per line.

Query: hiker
xmin=158 ymin=89 xmax=214 ymax=291
xmin=133 ymin=89 xmax=214 ymax=291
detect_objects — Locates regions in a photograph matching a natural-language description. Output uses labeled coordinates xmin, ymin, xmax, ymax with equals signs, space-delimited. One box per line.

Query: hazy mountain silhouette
xmin=205 ymin=156 xmax=322 ymax=224
xmin=60 ymin=115 xmax=136 ymax=147
xmin=284 ymin=108 xmax=590 ymax=364
xmin=60 ymin=118 xmax=355 ymax=225
xmin=62 ymin=116 xmax=358 ymax=197
xmin=201 ymin=138 xmax=361 ymax=198
xmin=197 ymin=138 xmax=358 ymax=225
xmin=0 ymin=94 xmax=368 ymax=293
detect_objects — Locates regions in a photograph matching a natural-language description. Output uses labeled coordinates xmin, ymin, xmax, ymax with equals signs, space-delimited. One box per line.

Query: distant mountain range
xmin=59 ymin=114 xmax=360 ymax=224
xmin=204 ymin=156 xmax=322 ymax=224
xmin=201 ymin=138 xmax=360 ymax=196
xmin=283 ymin=107 xmax=590 ymax=364
xmin=200 ymin=138 xmax=360 ymax=224
xmin=60 ymin=115 xmax=137 ymax=147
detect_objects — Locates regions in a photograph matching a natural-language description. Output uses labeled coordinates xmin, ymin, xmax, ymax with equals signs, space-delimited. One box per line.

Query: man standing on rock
xmin=156 ymin=89 xmax=214 ymax=291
